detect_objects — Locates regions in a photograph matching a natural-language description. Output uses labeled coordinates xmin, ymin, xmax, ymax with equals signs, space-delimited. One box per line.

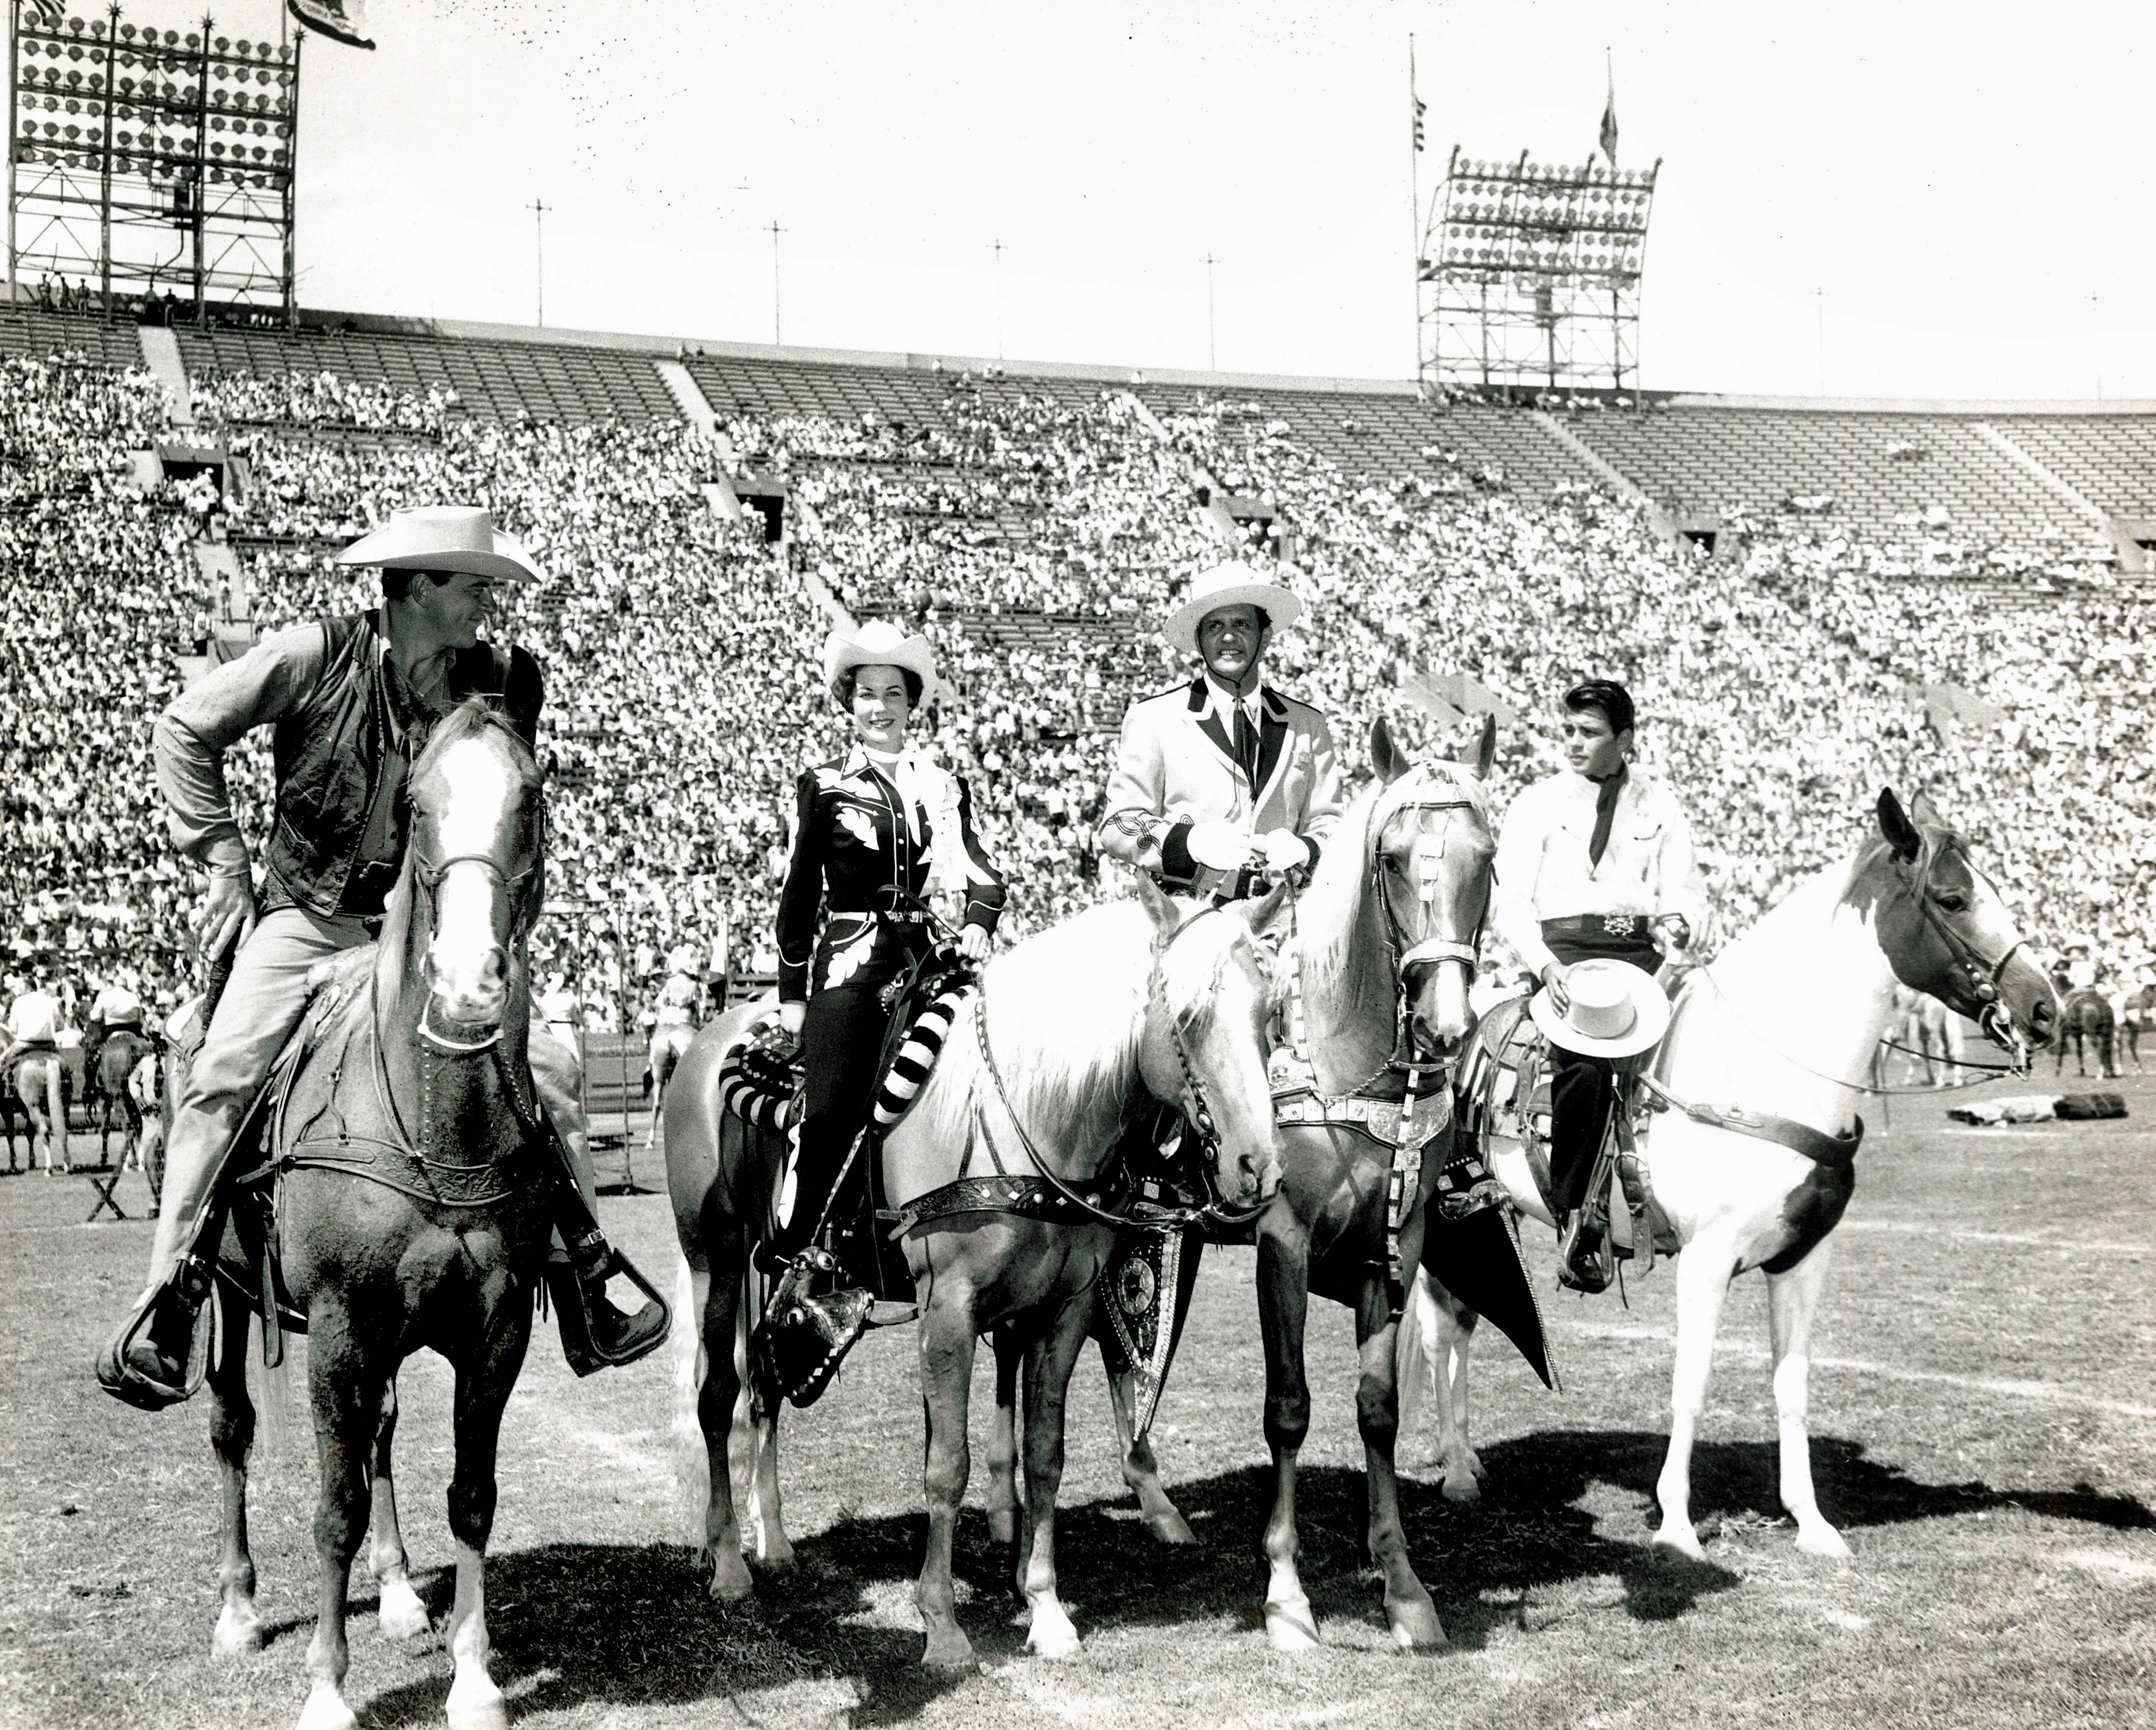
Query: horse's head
xmin=1867 ymin=788 xmax=2055 ymax=1071
xmin=1133 ymin=873 xmax=1285 ymax=1211
xmin=405 ymin=702 xmax=546 ymax=1044
xmin=1368 ymin=713 xmax=1498 ymax=1059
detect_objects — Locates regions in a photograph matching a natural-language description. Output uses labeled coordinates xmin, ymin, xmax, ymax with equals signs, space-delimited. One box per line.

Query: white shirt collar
xmin=1201 ymin=669 xmax=1265 ymax=722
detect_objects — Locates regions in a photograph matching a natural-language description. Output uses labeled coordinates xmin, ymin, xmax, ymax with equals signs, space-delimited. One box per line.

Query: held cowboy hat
xmin=821 ymin=619 xmax=939 ymax=705
xmin=1529 ymin=958 xmax=1671 ymax=1059
xmin=1164 ymin=560 xmax=1304 ymax=657
xmin=336 ymin=506 xmax=545 ymax=585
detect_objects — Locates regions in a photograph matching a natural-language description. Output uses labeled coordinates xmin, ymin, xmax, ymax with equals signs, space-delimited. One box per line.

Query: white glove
xmin=1186 ymin=820 xmax=1257 ymax=871
xmin=1257 ymin=829 xmax=1312 ymax=874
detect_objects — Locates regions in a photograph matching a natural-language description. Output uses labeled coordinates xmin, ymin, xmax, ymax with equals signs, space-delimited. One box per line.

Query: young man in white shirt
xmin=1492 ymin=680 xmax=1707 ymax=1291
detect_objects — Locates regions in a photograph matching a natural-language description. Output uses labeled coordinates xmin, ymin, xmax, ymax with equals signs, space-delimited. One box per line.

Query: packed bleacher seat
xmin=3 ymin=318 xmax=2150 ymax=1033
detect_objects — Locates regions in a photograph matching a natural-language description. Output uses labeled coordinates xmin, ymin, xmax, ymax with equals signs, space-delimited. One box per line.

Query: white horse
xmin=1402 ymin=789 xmax=2056 ymax=1557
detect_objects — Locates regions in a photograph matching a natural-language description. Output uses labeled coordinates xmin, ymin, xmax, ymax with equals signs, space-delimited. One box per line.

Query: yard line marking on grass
xmin=1839 ymin=1220 xmax=2149 ymax=1255
xmin=1563 ymin=1321 xmax=2154 ymax=1420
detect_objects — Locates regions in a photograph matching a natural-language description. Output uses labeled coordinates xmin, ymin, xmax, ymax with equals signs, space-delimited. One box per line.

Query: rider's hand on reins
xmin=199 ymin=867 xmax=257 ymax=964
xmin=1656 ymin=914 xmax=1692 ymax=952
xmin=776 ymin=1000 xmax=806 ymax=1041
xmin=956 ymin=923 xmax=990 ymax=964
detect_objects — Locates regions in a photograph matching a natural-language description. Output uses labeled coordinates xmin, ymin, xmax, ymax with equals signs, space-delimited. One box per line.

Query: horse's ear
xmin=1907 ymin=789 xmax=1946 ymax=834
xmin=1132 ymin=869 xmax=1183 ymax=938
xmin=1371 ymin=714 xmax=1412 ymax=785
xmin=1469 ymin=712 xmax=1497 ymax=779
xmin=1237 ymin=880 xmax=1291 ymax=941
xmin=1877 ymin=788 xmax=1922 ymax=862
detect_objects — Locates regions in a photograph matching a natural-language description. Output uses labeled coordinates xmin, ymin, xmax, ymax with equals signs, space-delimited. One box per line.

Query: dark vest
xmin=263 ymin=613 xmax=543 ymax=920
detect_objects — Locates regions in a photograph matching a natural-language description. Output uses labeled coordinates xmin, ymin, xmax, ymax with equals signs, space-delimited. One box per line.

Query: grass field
xmin=3 ymin=1064 xmax=2152 ymax=1730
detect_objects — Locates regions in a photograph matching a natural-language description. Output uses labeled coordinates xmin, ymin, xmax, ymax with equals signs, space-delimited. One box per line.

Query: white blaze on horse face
xmin=426 ymin=738 xmax=516 ymax=1023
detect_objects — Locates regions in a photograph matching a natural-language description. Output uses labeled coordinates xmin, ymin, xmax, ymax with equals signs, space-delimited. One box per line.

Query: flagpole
xmin=1409 ymin=35 xmax=1422 ymax=388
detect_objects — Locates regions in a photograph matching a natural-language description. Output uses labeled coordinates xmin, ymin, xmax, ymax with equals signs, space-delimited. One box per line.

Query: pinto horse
xmin=197 ymin=702 xmax=554 ymax=1730
xmin=667 ymin=875 xmax=1284 ymax=1668
xmin=1402 ymin=789 xmax=2055 ymax=1558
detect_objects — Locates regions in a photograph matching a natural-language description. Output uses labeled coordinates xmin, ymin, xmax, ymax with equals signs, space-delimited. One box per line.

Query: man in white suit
xmin=1099 ymin=562 xmax=1343 ymax=900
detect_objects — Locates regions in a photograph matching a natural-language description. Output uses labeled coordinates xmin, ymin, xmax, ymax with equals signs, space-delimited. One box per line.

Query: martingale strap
xmin=1634 ymin=1072 xmax=1862 ymax=1168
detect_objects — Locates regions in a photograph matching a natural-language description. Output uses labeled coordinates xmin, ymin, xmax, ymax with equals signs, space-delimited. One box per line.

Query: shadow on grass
xmin=326 ymin=1435 xmax=2153 ymax=1726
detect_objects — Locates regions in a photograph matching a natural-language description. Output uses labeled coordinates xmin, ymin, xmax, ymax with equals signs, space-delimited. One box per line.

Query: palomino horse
xmin=667 ymin=876 xmax=1285 ymax=1668
xmin=1403 ymin=789 xmax=2055 ymax=1558
xmin=1102 ymin=715 xmax=1546 ymax=1651
xmin=2055 ymin=989 xmax=2117 ymax=1078
xmin=198 ymin=703 xmax=555 ymax=1730
xmin=14 ymin=1047 xmax=69 ymax=1173
xmin=94 ymin=1026 xmax=155 ymax=1164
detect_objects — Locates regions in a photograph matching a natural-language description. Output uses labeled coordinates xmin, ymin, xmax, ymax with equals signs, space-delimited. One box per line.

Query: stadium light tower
xmin=1417 ymin=145 xmax=1660 ymax=396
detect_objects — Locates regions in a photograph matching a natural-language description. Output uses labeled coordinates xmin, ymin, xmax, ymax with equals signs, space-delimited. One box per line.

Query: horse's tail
xmin=670 ymin=1250 xmax=711 ymax=1557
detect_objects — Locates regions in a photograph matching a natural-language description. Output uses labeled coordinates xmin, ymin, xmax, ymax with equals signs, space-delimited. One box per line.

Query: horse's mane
xmin=907 ymin=900 xmax=1159 ymax=1163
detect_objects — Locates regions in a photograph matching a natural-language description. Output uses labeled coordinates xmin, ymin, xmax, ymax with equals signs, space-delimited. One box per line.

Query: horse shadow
xmin=334 ymin=1437 xmax=2151 ymax=1725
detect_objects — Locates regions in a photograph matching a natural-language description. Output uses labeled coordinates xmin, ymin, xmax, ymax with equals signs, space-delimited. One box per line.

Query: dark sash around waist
xmin=1541 ymin=913 xmax=1662 ymax=971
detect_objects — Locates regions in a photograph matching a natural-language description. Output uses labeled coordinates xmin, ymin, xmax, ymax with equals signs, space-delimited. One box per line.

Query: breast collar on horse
xmin=936 ymin=904 xmax=1269 ymax=1236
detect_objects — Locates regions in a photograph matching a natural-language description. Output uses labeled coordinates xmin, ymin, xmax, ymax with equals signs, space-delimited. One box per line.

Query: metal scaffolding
xmin=7 ymin=3 xmax=298 ymax=321
xmin=1418 ymin=146 xmax=1659 ymax=396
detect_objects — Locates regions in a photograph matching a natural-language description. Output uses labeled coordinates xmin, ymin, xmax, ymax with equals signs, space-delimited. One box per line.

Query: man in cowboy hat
xmin=1099 ymin=560 xmax=1343 ymax=900
xmin=99 ymin=507 xmax=667 ymax=1411
xmin=1492 ymin=677 xmax=1706 ymax=1292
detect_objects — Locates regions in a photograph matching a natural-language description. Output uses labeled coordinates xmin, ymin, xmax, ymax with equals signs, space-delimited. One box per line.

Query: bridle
xmin=1367 ymin=781 xmax=1491 ymax=1076
xmin=1145 ymin=904 xmax=1273 ymax=1229
xmin=407 ymin=803 xmax=545 ymax=1059
xmin=1888 ymin=837 xmax=2032 ymax=1062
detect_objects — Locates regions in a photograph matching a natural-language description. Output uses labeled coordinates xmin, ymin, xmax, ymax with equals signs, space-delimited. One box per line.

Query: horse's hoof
xmin=295 ymin=1683 xmax=358 ymax=1730
xmin=1650 ymin=1523 xmax=1708 ymax=1563
xmin=446 ymin=1675 xmax=509 ymax=1730
xmin=920 ymin=1631 xmax=980 ymax=1672
xmin=1795 ymin=1523 xmax=1852 ymax=1560
xmin=376 ymin=1575 xmax=430 ymax=1638
xmin=1440 ymin=1472 xmax=1482 ymax=1505
xmin=707 ymin=1547 xmax=754 ymax=1603
xmin=1264 ymin=1595 xmax=1321 ymax=1652
xmin=211 ymin=1604 xmax=264 ymax=1656
xmin=985 ymin=1509 xmax=1018 ymax=1546
xmin=1026 ymin=1601 xmax=1081 ymax=1659
xmin=1388 ymin=1597 xmax=1447 ymax=1651
xmin=1143 ymin=1509 xmax=1197 ymax=1546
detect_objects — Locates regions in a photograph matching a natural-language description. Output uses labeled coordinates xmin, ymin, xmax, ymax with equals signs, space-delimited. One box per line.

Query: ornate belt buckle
xmin=1603 ymin=913 xmax=1636 ymax=937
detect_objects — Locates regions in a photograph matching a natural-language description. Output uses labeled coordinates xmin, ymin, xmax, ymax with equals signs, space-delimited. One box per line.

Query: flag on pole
xmin=1598 ymin=51 xmax=1618 ymax=166
xmin=287 ymin=0 xmax=375 ymax=49
xmin=1410 ymin=42 xmax=1427 ymax=153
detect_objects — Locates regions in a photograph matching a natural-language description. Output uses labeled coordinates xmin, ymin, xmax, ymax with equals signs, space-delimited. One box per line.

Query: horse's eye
xmin=1935 ymin=893 xmax=1968 ymax=913
xmin=1383 ymin=857 xmax=1403 ymax=875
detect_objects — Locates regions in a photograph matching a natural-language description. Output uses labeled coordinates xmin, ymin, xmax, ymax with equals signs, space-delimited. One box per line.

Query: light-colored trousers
xmin=145 ymin=905 xmax=588 ymax=1286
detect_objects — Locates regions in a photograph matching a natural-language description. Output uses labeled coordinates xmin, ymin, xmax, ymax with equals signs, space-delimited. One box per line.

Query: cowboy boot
xmin=1555 ymin=1197 xmax=1615 ymax=1295
xmin=544 ymin=1168 xmax=670 ymax=1376
xmin=98 ymin=1241 xmax=216 ymax=1410
xmin=750 ymin=1243 xmax=873 ymax=1410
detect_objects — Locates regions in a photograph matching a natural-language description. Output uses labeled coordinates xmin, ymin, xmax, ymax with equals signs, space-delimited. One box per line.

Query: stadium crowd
xmin=0 ymin=349 xmax=2147 ymax=1047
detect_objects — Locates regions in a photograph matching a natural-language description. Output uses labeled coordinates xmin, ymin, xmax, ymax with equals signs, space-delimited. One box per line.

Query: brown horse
xmin=93 ymin=1026 xmax=155 ymax=1164
xmin=667 ymin=875 xmax=1285 ymax=1668
xmin=186 ymin=703 xmax=555 ymax=1730
xmin=2056 ymin=988 xmax=2117 ymax=1078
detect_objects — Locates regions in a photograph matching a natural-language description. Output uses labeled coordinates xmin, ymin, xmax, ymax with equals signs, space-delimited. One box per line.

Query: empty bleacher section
xmin=1993 ymin=415 xmax=2156 ymax=523
xmin=1561 ymin=403 xmax=2118 ymax=564
xmin=0 ymin=304 xmax=153 ymax=371
xmin=176 ymin=321 xmax=679 ymax=424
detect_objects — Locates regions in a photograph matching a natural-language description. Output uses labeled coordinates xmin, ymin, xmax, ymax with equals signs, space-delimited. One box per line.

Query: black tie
xmin=1234 ymin=703 xmax=1260 ymax=785
xmin=1588 ymin=764 xmax=1628 ymax=868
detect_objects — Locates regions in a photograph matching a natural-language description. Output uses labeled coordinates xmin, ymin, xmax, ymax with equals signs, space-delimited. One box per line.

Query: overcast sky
xmin=108 ymin=0 xmax=2156 ymax=398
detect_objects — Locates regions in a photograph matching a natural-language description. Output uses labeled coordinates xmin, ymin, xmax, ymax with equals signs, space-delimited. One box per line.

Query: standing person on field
xmin=1491 ymin=679 xmax=1707 ymax=1292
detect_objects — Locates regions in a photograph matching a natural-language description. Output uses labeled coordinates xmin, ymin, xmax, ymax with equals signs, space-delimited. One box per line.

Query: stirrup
xmin=1556 ymin=1211 xmax=1614 ymax=1295
xmin=755 ymin=1283 xmax=874 ymax=1411
xmin=96 ymin=1265 xmax=211 ymax=1411
xmin=545 ymin=1247 xmax=672 ymax=1377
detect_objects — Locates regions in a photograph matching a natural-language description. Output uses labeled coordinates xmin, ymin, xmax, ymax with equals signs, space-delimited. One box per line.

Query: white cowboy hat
xmin=821 ymin=619 xmax=939 ymax=704
xmin=336 ymin=506 xmax=544 ymax=585
xmin=1164 ymin=560 xmax=1304 ymax=657
xmin=666 ymin=944 xmax=701 ymax=975
xmin=1529 ymin=958 xmax=1671 ymax=1059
